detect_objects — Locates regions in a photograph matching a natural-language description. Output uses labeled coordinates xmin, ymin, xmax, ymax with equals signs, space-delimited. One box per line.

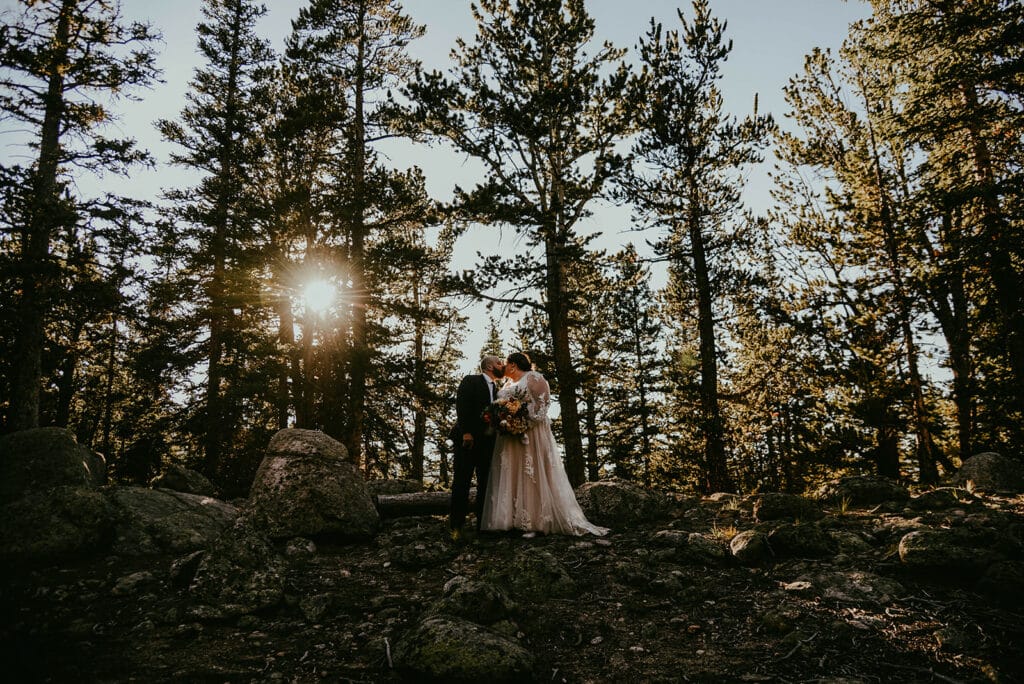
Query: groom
xmin=448 ymin=355 xmax=505 ymax=541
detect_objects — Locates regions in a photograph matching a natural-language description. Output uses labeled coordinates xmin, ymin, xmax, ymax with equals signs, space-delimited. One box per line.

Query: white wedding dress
xmin=480 ymin=371 xmax=609 ymax=536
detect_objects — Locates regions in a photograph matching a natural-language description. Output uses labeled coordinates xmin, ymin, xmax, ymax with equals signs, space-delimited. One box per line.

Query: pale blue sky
xmin=2 ymin=0 xmax=871 ymax=373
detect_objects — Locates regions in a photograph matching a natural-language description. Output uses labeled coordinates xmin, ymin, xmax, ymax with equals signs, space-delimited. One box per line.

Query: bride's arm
xmin=525 ymin=372 xmax=551 ymax=423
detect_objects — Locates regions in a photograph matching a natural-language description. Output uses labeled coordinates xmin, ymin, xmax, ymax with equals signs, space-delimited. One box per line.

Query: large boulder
xmin=898 ymin=528 xmax=1005 ymax=579
xmin=951 ymin=452 xmax=1024 ymax=494
xmin=753 ymin=493 xmax=824 ymax=522
xmin=107 ymin=486 xmax=238 ymax=556
xmin=188 ymin=519 xmax=286 ymax=619
xmin=817 ymin=475 xmax=909 ymax=507
xmin=150 ymin=463 xmax=217 ymax=497
xmin=574 ymin=478 xmax=666 ymax=526
xmin=393 ymin=616 xmax=535 ymax=684
xmin=0 ymin=427 xmax=105 ymax=501
xmin=245 ymin=429 xmax=379 ymax=541
xmin=0 ymin=485 xmax=114 ymax=561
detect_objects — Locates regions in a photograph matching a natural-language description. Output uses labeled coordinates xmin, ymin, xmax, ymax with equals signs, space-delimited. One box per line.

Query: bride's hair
xmin=507 ymin=351 xmax=533 ymax=372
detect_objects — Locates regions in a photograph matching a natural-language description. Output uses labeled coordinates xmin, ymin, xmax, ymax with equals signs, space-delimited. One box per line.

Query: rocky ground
xmin=2 ymin=428 xmax=1023 ymax=683
xmin=4 ymin=487 xmax=1023 ymax=683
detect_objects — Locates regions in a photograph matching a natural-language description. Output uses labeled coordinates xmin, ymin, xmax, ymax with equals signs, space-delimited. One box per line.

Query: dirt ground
xmin=3 ymin=497 xmax=1022 ymax=683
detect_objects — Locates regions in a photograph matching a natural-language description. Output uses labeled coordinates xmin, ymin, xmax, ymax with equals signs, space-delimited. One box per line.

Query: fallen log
xmin=374 ymin=489 xmax=474 ymax=518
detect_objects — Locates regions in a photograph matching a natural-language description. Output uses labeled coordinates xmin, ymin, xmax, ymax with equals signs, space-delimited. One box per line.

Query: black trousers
xmin=450 ymin=437 xmax=495 ymax=530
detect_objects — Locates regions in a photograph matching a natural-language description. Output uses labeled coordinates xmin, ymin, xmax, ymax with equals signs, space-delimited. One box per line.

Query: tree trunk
xmin=688 ymin=203 xmax=733 ymax=494
xmin=411 ymin=284 xmax=426 ymax=482
xmin=10 ymin=0 xmax=73 ymax=431
xmin=275 ymin=296 xmax=293 ymax=430
xmin=546 ymin=245 xmax=585 ymax=486
xmin=583 ymin=382 xmax=599 ymax=482
xmin=346 ymin=2 xmax=370 ymax=471
xmin=874 ymin=423 xmax=901 ymax=480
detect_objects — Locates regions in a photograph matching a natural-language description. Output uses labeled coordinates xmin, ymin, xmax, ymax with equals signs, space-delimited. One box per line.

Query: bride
xmin=480 ymin=352 xmax=609 ymax=537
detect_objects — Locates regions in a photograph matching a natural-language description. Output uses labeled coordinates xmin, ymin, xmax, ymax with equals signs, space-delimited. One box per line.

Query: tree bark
xmin=375 ymin=490 xmax=465 ymax=518
xmin=10 ymin=0 xmax=74 ymax=431
xmin=547 ymin=244 xmax=586 ymax=486
xmin=688 ymin=192 xmax=733 ymax=494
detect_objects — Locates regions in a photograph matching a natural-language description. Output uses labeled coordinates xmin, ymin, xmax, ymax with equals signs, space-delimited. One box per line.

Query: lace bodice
xmin=498 ymin=370 xmax=551 ymax=425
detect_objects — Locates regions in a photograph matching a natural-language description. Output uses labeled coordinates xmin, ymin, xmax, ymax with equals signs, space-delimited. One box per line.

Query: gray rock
xmin=898 ymin=528 xmax=1003 ymax=579
xmin=245 ymin=429 xmax=379 ymax=541
xmin=428 ymin=576 xmax=516 ymax=625
xmin=0 ymin=485 xmax=114 ymax=561
xmin=150 ymin=463 xmax=217 ymax=497
xmin=753 ymin=493 xmax=824 ymax=522
xmin=730 ymin=530 xmax=773 ymax=566
xmin=112 ymin=571 xmax=157 ymax=596
xmin=300 ymin=593 xmax=335 ymax=622
xmin=169 ymin=550 xmax=205 ymax=589
xmin=768 ymin=523 xmax=837 ymax=559
xmin=0 ymin=427 xmax=105 ymax=502
xmin=390 ymin=541 xmax=457 ymax=569
xmin=188 ymin=519 xmax=285 ymax=619
xmin=790 ymin=570 xmax=904 ymax=605
xmin=574 ymin=478 xmax=666 ymax=526
xmin=393 ymin=616 xmax=535 ymax=684
xmin=285 ymin=537 xmax=317 ymax=558
xmin=817 ymin=475 xmax=909 ymax=506
xmin=108 ymin=486 xmax=238 ymax=556
xmin=484 ymin=547 xmax=576 ymax=601
xmin=951 ymin=452 xmax=1024 ymax=494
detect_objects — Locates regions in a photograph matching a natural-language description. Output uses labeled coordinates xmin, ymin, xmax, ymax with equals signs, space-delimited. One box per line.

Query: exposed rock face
xmin=817 ymin=475 xmax=909 ymax=507
xmin=952 ymin=453 xmax=1024 ymax=494
xmin=0 ymin=427 xmax=106 ymax=501
xmin=393 ymin=616 xmax=535 ymax=683
xmin=188 ymin=519 xmax=285 ymax=619
xmin=245 ymin=429 xmax=379 ymax=541
xmin=574 ymin=477 xmax=666 ymax=526
xmin=107 ymin=486 xmax=238 ymax=556
xmin=754 ymin=493 xmax=824 ymax=522
xmin=0 ymin=485 xmax=114 ymax=561
xmin=150 ymin=463 xmax=217 ymax=497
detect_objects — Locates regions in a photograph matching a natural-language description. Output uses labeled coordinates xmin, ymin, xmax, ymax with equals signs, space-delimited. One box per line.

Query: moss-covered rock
xmin=0 ymin=427 xmax=105 ymax=502
xmin=0 ymin=485 xmax=114 ymax=561
xmin=483 ymin=547 xmax=576 ymax=601
xmin=427 ymin=576 xmax=517 ymax=625
xmin=574 ymin=478 xmax=667 ymax=526
xmin=393 ymin=616 xmax=535 ymax=683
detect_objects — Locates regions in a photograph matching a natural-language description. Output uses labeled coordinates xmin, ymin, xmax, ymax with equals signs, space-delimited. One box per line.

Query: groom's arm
xmin=454 ymin=375 xmax=478 ymax=446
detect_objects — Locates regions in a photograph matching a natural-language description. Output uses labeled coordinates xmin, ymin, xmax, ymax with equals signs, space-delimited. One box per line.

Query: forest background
xmin=1 ymin=0 xmax=1021 ymax=497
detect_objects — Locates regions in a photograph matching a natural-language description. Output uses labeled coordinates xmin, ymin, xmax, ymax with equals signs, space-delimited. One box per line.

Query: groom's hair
xmin=480 ymin=355 xmax=503 ymax=373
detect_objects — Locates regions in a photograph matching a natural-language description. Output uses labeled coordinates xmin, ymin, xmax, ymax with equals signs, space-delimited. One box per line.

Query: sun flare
xmin=303 ymin=279 xmax=336 ymax=315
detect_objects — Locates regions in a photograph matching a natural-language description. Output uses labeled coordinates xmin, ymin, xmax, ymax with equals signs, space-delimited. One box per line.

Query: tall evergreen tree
xmin=404 ymin=0 xmax=638 ymax=486
xmin=0 ymin=0 xmax=159 ymax=431
xmin=622 ymin=1 xmax=773 ymax=492
xmin=287 ymin=0 xmax=425 ymax=467
xmin=157 ymin=0 xmax=275 ymax=477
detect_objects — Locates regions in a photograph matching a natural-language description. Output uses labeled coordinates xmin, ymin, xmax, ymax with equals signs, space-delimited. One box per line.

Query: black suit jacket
xmin=450 ymin=374 xmax=494 ymax=442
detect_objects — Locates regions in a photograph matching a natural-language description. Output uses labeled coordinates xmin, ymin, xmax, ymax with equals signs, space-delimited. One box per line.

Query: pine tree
xmin=404 ymin=0 xmax=638 ymax=486
xmin=622 ymin=1 xmax=773 ymax=492
xmin=0 ymin=0 xmax=159 ymax=431
xmin=156 ymin=0 xmax=276 ymax=478
xmin=603 ymin=246 xmax=666 ymax=486
xmin=286 ymin=0 xmax=425 ymax=467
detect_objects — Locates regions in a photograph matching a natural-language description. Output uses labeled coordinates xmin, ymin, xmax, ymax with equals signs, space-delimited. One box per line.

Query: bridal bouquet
xmin=482 ymin=386 xmax=531 ymax=442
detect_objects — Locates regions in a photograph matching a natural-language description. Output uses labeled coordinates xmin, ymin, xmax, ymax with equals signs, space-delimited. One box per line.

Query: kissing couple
xmin=448 ymin=352 xmax=608 ymax=541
